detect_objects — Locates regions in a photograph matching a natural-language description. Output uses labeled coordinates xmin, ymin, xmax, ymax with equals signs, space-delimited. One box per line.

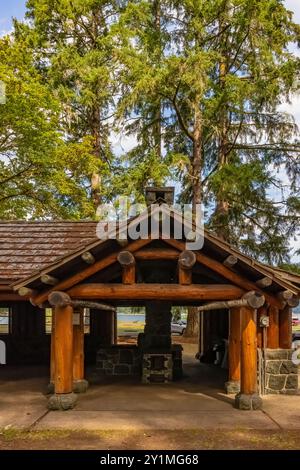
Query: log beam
xmin=199 ymin=291 xmax=265 ymax=312
xmin=135 ymin=248 xmax=180 ymax=260
xmin=223 ymin=255 xmax=238 ymax=268
xmin=18 ymin=287 xmax=36 ymax=297
xmin=67 ymin=283 xmax=245 ymax=302
xmin=41 ymin=274 xmax=59 ymax=286
xmin=256 ymin=277 xmax=272 ymax=288
xmin=73 ymin=308 xmax=88 ymax=393
xmin=48 ymin=291 xmax=116 ymax=312
xmin=279 ymin=306 xmax=292 ymax=349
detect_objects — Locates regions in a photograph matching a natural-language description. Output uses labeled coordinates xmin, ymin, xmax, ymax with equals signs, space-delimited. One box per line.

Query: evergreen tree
xmin=26 ymin=0 xmax=121 ymax=209
xmin=0 ymin=30 xmax=96 ymax=219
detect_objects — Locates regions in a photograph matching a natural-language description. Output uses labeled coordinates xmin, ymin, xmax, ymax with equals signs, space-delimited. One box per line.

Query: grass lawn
xmin=118 ymin=320 xmax=145 ymax=336
xmin=0 ymin=428 xmax=300 ymax=450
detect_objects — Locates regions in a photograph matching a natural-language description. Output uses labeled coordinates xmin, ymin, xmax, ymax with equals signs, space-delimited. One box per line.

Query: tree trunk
xmin=185 ymin=104 xmax=202 ymax=337
xmin=91 ymin=106 xmax=102 ymax=209
xmin=184 ymin=307 xmax=199 ymax=338
xmin=153 ymin=0 xmax=162 ymax=168
xmin=215 ymin=57 xmax=230 ymax=240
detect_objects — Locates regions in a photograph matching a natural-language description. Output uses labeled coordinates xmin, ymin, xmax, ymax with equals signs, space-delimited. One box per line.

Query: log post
xmin=279 ymin=306 xmax=292 ymax=349
xmin=47 ymin=309 xmax=55 ymax=394
xmin=178 ymin=250 xmax=196 ymax=285
xmin=113 ymin=310 xmax=118 ymax=344
xmin=235 ymin=307 xmax=262 ymax=410
xmin=117 ymin=251 xmax=136 ymax=284
xmin=267 ymin=305 xmax=279 ymax=348
xmin=225 ymin=307 xmax=241 ymax=394
xmin=48 ymin=304 xmax=77 ymax=410
xmin=73 ymin=308 xmax=88 ymax=393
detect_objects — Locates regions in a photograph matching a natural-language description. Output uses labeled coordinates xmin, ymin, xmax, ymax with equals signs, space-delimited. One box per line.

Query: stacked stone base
xmin=96 ymin=345 xmax=141 ymax=376
xmin=264 ymin=349 xmax=300 ymax=395
xmin=94 ymin=343 xmax=183 ymax=381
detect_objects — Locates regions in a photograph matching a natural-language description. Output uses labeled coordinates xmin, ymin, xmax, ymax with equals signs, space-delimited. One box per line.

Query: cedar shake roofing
xmin=0 ymin=215 xmax=299 ymax=295
xmin=0 ymin=221 xmax=98 ymax=284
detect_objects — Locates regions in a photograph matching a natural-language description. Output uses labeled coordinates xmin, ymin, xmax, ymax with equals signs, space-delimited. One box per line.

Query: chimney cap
xmin=145 ymin=186 xmax=175 ymax=205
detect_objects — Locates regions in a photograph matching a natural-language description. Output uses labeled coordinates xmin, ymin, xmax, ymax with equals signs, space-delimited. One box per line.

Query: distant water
xmin=117 ymin=313 xmax=145 ymax=323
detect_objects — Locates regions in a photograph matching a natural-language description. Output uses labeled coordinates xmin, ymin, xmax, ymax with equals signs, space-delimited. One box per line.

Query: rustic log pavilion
xmin=0 ymin=187 xmax=299 ymax=411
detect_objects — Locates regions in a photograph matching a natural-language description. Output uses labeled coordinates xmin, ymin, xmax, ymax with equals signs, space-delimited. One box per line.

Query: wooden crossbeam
xmin=67 ymin=283 xmax=244 ymax=301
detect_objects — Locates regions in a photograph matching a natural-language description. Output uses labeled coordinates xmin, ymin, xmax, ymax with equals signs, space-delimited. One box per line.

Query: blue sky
xmin=1 ymin=0 xmax=299 ymax=33
xmin=0 ymin=0 xmax=26 ymax=35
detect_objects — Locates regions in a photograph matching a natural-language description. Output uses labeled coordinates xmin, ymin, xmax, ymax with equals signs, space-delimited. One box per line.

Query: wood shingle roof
xmin=0 ymin=221 xmax=98 ymax=283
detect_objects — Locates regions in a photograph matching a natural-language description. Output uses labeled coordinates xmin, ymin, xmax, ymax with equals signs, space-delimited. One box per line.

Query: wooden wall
xmin=0 ymin=301 xmax=113 ymax=366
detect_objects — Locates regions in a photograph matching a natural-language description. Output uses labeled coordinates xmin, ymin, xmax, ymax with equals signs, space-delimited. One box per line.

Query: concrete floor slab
xmin=36 ymin=409 xmax=277 ymax=431
xmin=1 ymin=350 xmax=299 ymax=432
xmin=262 ymin=395 xmax=300 ymax=429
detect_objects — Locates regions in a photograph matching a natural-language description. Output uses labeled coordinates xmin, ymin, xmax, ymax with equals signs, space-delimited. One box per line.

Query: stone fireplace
xmin=140 ymin=301 xmax=174 ymax=383
xmin=94 ymin=301 xmax=183 ymax=382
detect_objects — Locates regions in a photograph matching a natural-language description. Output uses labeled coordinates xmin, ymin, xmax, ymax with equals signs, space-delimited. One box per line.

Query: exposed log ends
xmin=277 ymin=290 xmax=293 ymax=301
xmin=287 ymin=297 xmax=299 ymax=308
xmin=18 ymin=287 xmax=36 ymax=297
xmin=81 ymin=252 xmax=95 ymax=265
xmin=223 ymin=255 xmax=238 ymax=268
xmin=48 ymin=291 xmax=115 ymax=312
xmin=48 ymin=291 xmax=72 ymax=308
xmin=33 ymin=238 xmax=152 ymax=305
xmin=198 ymin=291 xmax=265 ymax=312
xmin=178 ymin=250 xmax=197 ymax=270
xmin=67 ymin=283 xmax=245 ymax=301
xmin=256 ymin=277 xmax=272 ymax=288
xmin=72 ymin=300 xmax=116 ymax=312
xmin=41 ymin=274 xmax=59 ymax=286
xmin=117 ymin=251 xmax=136 ymax=284
xmin=164 ymin=238 xmax=282 ymax=309
xmin=242 ymin=291 xmax=265 ymax=309
xmin=117 ymin=251 xmax=135 ymax=266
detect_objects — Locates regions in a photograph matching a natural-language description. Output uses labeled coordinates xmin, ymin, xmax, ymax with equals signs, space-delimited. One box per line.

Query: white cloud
xmin=285 ymin=0 xmax=300 ymax=22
